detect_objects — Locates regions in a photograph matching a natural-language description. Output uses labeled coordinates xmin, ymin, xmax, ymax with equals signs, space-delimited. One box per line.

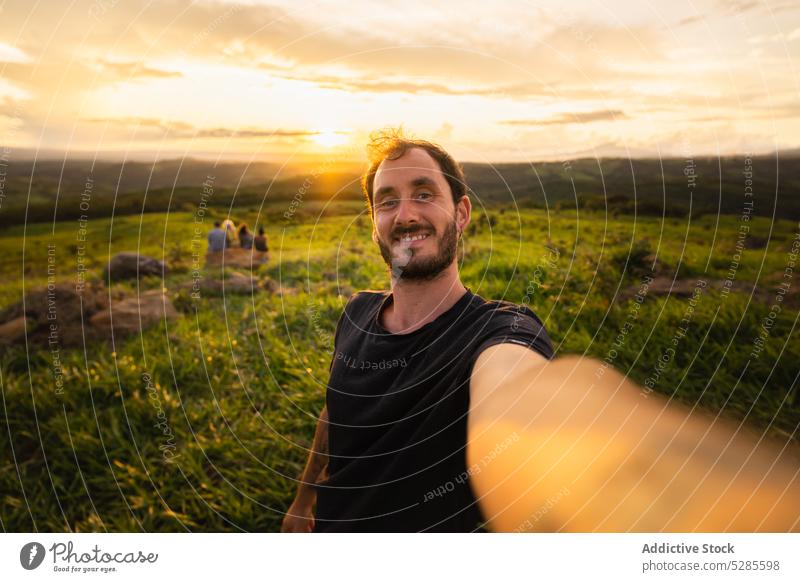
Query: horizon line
xmin=5 ymin=146 xmax=799 ymax=167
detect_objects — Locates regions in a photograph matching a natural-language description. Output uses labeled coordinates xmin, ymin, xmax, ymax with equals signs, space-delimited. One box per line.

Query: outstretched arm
xmin=468 ymin=345 xmax=800 ymax=532
xmin=282 ymin=405 xmax=329 ymax=532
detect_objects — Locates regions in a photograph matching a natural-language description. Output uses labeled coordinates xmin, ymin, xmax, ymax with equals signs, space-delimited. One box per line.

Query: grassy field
xmin=1 ymin=200 xmax=799 ymax=531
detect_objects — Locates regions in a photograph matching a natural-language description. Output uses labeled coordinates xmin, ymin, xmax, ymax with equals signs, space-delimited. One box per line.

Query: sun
xmin=311 ymin=128 xmax=348 ymax=148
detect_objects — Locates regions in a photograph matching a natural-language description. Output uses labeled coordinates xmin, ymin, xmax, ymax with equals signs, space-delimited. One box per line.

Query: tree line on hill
xmin=1 ymin=153 xmax=798 ymax=224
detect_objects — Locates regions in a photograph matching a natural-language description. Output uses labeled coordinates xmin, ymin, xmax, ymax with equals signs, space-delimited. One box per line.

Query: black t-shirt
xmin=314 ymin=288 xmax=554 ymax=532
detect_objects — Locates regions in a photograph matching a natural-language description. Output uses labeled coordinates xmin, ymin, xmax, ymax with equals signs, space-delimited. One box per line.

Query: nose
xmin=394 ymin=197 xmax=420 ymax=225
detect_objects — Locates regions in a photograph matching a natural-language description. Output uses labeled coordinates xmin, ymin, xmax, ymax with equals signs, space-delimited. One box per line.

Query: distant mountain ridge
xmin=1 ymin=154 xmax=798 ymax=224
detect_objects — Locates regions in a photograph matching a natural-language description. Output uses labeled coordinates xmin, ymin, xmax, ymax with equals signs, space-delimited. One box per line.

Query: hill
xmin=1 ymin=154 xmax=798 ymax=225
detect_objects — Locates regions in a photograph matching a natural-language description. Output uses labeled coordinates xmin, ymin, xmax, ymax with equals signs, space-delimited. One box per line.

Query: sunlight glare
xmin=311 ymin=129 xmax=348 ymax=148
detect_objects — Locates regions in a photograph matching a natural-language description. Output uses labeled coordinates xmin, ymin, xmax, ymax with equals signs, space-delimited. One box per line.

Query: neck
xmin=381 ymin=263 xmax=467 ymax=334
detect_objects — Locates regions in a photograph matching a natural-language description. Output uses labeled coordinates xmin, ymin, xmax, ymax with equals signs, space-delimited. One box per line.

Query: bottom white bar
xmin=1 ymin=533 xmax=798 ymax=581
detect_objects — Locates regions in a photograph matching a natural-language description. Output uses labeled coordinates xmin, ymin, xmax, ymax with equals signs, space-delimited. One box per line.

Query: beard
xmin=376 ymin=215 xmax=459 ymax=281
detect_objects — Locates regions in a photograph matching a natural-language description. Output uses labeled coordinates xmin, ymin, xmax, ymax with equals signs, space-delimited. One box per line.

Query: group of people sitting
xmin=207 ymin=219 xmax=269 ymax=253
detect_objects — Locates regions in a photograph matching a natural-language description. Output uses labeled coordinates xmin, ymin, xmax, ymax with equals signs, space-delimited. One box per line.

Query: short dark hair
xmin=362 ymin=127 xmax=466 ymax=215
xmin=214 ymin=221 xmax=221 ymax=227
xmin=258 ymin=227 xmax=265 ymax=235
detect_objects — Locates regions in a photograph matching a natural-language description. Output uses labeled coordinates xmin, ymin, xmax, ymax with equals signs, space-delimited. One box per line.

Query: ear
xmin=456 ymin=195 xmax=471 ymax=236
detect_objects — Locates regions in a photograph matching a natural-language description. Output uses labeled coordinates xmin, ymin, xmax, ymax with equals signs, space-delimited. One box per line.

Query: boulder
xmin=179 ymin=271 xmax=266 ymax=296
xmin=205 ymin=248 xmax=268 ymax=270
xmin=105 ymin=253 xmax=166 ymax=281
xmin=89 ymin=290 xmax=178 ymax=336
xmin=0 ymin=284 xmax=178 ymax=346
xmin=0 ymin=283 xmax=109 ymax=347
xmin=0 ymin=317 xmax=28 ymax=345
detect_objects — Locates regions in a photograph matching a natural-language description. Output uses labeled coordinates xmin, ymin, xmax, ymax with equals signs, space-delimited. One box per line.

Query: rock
xmin=743 ymin=236 xmax=768 ymax=250
xmin=89 ymin=290 xmax=177 ymax=336
xmin=205 ymin=248 xmax=268 ymax=270
xmin=261 ymin=277 xmax=279 ymax=293
xmin=105 ymin=253 xmax=166 ymax=281
xmin=0 ymin=284 xmax=179 ymax=346
xmin=0 ymin=317 xmax=28 ymax=345
xmin=225 ymin=272 xmax=259 ymax=293
xmin=616 ymin=276 xmax=772 ymax=303
xmin=0 ymin=283 xmax=109 ymax=347
xmin=178 ymin=271 xmax=266 ymax=296
xmin=645 ymin=277 xmax=700 ymax=298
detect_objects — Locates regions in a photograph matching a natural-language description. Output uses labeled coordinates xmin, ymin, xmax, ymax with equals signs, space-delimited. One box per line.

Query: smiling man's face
xmin=372 ymin=147 xmax=470 ymax=281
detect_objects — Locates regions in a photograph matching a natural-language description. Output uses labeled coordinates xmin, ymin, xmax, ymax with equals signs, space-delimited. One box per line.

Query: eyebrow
xmin=375 ymin=176 xmax=438 ymax=200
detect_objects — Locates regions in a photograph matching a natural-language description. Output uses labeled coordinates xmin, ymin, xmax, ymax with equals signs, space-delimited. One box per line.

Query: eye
xmin=416 ymin=191 xmax=433 ymax=201
xmin=377 ymin=199 xmax=398 ymax=210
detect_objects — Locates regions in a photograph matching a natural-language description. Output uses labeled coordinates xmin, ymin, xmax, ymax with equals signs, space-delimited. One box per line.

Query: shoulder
xmin=337 ymin=290 xmax=388 ymax=323
xmin=331 ymin=290 xmax=387 ymax=346
xmin=466 ymin=292 xmax=554 ymax=360
xmin=468 ymin=293 xmax=546 ymax=329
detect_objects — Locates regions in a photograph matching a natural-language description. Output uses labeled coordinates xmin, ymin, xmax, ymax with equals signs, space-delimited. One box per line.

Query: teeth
xmin=400 ymin=233 xmax=429 ymax=242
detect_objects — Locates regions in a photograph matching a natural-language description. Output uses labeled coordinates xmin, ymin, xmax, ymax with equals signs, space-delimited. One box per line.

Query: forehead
xmin=373 ymin=147 xmax=448 ymax=191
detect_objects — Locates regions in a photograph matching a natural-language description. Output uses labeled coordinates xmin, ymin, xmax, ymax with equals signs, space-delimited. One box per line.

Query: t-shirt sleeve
xmin=470 ymin=303 xmax=554 ymax=370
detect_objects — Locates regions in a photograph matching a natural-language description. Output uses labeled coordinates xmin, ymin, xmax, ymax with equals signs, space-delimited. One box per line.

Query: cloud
xmin=94 ymin=60 xmax=182 ymax=81
xmin=87 ymin=117 xmax=194 ymax=132
xmin=2 ymin=0 xmax=668 ymax=105
xmin=87 ymin=116 xmax=318 ymax=140
xmin=714 ymin=0 xmax=798 ymax=14
xmin=8 ymin=0 xmax=664 ymax=94
xmin=676 ymin=14 xmax=705 ymax=27
xmin=195 ymin=128 xmax=318 ymax=139
xmin=1 ymin=0 xmax=798 ymax=159
xmin=314 ymin=76 xmax=472 ymax=95
xmin=691 ymin=101 xmax=800 ymax=122
xmin=747 ymin=27 xmax=800 ymax=45
xmin=0 ymin=42 xmax=31 ymax=63
xmin=500 ymin=110 xmax=627 ymax=126
xmin=270 ymin=71 xmax=534 ymax=97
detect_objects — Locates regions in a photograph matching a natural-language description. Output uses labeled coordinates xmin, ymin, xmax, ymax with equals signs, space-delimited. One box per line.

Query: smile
xmin=397 ymin=233 xmax=430 ymax=243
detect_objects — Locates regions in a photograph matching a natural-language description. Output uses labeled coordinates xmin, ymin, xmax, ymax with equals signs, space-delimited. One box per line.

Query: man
xmin=282 ymin=130 xmax=800 ymax=533
xmin=207 ymin=221 xmax=227 ymax=253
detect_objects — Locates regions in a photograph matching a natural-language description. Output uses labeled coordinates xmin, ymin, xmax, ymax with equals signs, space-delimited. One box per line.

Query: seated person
xmin=254 ymin=227 xmax=269 ymax=252
xmin=238 ymin=223 xmax=254 ymax=249
xmin=221 ymin=219 xmax=236 ymax=248
xmin=207 ymin=221 xmax=227 ymax=252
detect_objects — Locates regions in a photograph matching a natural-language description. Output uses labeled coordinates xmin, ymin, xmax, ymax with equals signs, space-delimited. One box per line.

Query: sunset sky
xmin=1 ymin=0 xmax=799 ymax=163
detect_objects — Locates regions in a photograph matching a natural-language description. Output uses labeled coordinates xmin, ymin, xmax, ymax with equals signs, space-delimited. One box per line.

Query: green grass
xmin=1 ymin=202 xmax=798 ymax=531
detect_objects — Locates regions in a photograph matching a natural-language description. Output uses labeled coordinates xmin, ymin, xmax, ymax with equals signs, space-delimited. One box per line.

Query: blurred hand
xmin=281 ymin=500 xmax=315 ymax=533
